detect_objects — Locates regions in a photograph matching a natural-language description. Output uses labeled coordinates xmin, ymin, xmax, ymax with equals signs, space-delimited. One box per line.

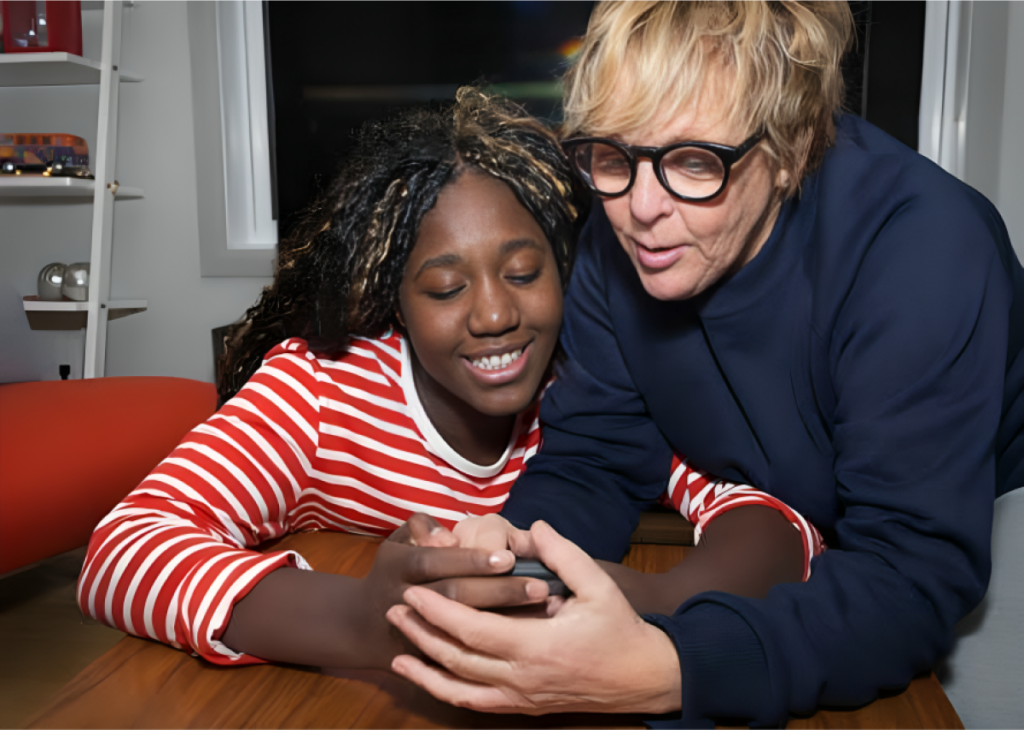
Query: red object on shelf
xmin=1 ymin=1 xmax=83 ymax=56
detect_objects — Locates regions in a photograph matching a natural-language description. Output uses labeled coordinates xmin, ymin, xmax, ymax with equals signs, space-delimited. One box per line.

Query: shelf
xmin=0 ymin=176 xmax=143 ymax=199
xmin=0 ymin=52 xmax=141 ymax=87
xmin=23 ymin=296 xmax=147 ymax=330
xmin=81 ymin=1 xmax=136 ymax=9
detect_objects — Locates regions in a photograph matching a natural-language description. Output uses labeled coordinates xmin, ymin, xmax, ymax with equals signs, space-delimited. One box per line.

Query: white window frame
xmin=919 ymin=0 xmax=973 ymax=179
xmin=217 ymin=1 xmax=277 ymax=250
xmin=188 ymin=1 xmax=276 ymax=277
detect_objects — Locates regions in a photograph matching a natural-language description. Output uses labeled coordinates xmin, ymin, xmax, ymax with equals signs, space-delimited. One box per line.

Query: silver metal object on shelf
xmin=37 ymin=262 xmax=67 ymax=300
xmin=61 ymin=262 xmax=90 ymax=301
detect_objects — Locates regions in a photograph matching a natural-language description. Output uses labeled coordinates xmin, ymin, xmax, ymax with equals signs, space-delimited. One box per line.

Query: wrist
xmin=637 ymin=620 xmax=683 ymax=714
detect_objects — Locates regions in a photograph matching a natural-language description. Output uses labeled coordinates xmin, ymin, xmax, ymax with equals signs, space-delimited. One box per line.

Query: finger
xmin=400 ymin=584 xmax=541 ymax=659
xmin=391 ymin=653 xmax=526 ymax=713
xmin=386 ymin=520 xmax=414 ymax=545
xmin=407 ymin=513 xmax=458 ymax=548
xmin=428 ymin=576 xmax=548 ymax=608
xmin=529 ymin=521 xmax=619 ymax=600
xmin=507 ymin=526 xmax=539 ymax=559
xmin=387 ymin=602 xmax=510 ymax=685
xmin=452 ymin=514 xmax=515 ymax=552
xmin=545 ymin=594 xmax=568 ymax=616
xmin=401 ymin=546 xmax=515 ymax=583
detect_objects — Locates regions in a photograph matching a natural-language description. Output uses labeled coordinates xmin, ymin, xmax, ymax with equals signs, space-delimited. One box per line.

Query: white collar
xmin=399 ymin=335 xmax=519 ymax=478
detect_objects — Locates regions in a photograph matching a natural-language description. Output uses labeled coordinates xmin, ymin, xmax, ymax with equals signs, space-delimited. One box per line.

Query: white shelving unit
xmin=0 ymin=176 xmax=143 ymax=198
xmin=0 ymin=50 xmax=142 ymax=86
xmin=2 ymin=1 xmax=144 ymax=377
xmin=22 ymin=296 xmax=147 ymax=330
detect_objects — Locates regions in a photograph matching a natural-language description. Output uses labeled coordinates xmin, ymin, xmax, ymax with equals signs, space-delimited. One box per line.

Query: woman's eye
xmin=507 ymin=270 xmax=541 ymax=285
xmin=427 ymin=286 xmax=464 ymax=300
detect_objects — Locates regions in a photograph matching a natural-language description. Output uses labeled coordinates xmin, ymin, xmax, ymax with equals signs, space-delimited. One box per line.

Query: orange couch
xmin=0 ymin=377 xmax=217 ymax=576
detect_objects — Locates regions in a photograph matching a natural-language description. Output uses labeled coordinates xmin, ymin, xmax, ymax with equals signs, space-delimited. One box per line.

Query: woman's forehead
xmin=601 ymin=89 xmax=746 ymax=146
xmin=592 ymin=61 xmax=747 ymax=143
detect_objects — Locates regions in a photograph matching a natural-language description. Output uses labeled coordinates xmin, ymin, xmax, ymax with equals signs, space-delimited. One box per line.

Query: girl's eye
xmin=427 ymin=286 xmax=465 ymax=301
xmin=507 ymin=270 xmax=541 ymax=285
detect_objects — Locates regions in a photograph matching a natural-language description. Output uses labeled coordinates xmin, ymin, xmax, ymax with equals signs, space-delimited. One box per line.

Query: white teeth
xmin=471 ymin=348 xmax=523 ymax=371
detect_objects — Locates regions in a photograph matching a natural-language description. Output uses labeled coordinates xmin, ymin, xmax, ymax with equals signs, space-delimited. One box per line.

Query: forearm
xmin=603 ymin=505 xmax=804 ymax=616
xmin=221 ymin=567 xmax=397 ymax=670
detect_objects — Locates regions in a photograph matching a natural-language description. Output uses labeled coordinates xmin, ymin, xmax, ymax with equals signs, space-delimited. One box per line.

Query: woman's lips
xmin=634 ymin=241 xmax=686 ymax=271
xmin=463 ymin=343 xmax=531 ymax=385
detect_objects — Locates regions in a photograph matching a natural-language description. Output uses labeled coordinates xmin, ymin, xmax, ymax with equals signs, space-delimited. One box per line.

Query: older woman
xmin=385 ymin=2 xmax=1024 ymax=726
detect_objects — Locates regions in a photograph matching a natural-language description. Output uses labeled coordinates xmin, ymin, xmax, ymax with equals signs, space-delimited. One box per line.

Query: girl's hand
xmin=388 ymin=512 xmax=459 ymax=548
xmin=349 ymin=516 xmax=551 ymax=669
xmin=221 ymin=516 xmax=546 ymax=673
xmin=386 ymin=520 xmax=682 ymax=715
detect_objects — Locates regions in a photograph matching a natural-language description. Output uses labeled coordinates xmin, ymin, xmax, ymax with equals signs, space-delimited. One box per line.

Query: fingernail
xmin=488 ymin=550 xmax=513 ymax=567
xmin=526 ymin=580 xmax=547 ymax=601
xmin=404 ymin=587 xmax=423 ymax=608
xmin=429 ymin=525 xmax=442 ymax=535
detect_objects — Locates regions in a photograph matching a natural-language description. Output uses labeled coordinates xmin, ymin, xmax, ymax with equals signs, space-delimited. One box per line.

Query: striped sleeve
xmin=77 ymin=338 xmax=322 ymax=665
xmin=663 ymin=454 xmax=826 ymax=581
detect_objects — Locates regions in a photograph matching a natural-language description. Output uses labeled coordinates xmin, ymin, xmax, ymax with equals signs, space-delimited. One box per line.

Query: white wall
xmin=0 ymin=2 xmax=271 ymax=384
xmin=995 ymin=1 xmax=1024 ymax=257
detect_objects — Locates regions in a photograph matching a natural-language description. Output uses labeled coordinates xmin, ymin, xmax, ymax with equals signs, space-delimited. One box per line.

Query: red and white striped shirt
xmin=78 ymin=333 xmax=824 ymax=666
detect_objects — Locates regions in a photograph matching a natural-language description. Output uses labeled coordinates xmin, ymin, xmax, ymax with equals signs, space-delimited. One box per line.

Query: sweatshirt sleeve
xmin=649 ymin=190 xmax=1010 ymax=726
xmin=77 ymin=339 xmax=322 ymax=666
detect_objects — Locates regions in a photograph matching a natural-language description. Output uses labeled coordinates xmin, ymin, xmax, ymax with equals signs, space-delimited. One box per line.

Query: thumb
xmin=529 ymin=520 xmax=617 ymax=600
xmin=407 ymin=513 xmax=458 ymax=548
xmin=507 ymin=526 xmax=539 ymax=559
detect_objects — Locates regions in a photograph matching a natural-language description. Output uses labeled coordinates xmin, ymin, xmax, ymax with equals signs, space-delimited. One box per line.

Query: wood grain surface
xmin=27 ymin=531 xmax=962 ymax=729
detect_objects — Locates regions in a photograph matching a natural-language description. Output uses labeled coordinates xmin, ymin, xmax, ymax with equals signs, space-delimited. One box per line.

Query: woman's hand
xmin=386 ymin=520 xmax=682 ymax=715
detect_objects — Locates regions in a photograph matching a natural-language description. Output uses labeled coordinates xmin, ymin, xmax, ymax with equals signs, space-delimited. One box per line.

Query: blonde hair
xmin=562 ymin=1 xmax=854 ymax=197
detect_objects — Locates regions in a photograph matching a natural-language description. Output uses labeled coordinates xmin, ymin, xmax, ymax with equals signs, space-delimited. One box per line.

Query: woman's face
xmin=398 ymin=170 xmax=563 ymax=419
xmin=601 ymin=99 xmax=784 ymax=302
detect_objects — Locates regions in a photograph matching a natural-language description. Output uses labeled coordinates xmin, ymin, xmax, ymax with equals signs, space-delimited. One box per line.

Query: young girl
xmin=78 ymin=89 xmax=822 ymax=673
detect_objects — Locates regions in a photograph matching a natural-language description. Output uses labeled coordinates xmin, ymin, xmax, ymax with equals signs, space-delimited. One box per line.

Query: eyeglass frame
xmin=562 ymin=131 xmax=765 ymax=203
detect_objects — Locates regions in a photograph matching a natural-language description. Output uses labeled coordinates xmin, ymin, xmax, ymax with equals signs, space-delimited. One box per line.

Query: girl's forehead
xmin=407 ymin=171 xmax=548 ymax=264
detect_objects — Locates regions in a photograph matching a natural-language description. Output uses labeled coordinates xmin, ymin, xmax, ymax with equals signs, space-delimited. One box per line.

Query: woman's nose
xmin=468 ymin=278 xmax=519 ymax=336
xmin=629 ymin=160 xmax=674 ymax=225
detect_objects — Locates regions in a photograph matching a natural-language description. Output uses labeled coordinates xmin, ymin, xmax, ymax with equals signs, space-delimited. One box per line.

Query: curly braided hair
xmin=218 ymin=88 xmax=584 ymax=404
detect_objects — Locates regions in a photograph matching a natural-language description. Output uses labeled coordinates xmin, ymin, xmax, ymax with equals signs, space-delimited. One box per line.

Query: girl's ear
xmin=395 ymin=308 xmax=406 ymax=329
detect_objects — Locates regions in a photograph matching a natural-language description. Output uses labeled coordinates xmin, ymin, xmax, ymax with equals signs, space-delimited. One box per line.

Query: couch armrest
xmin=0 ymin=377 xmax=217 ymax=576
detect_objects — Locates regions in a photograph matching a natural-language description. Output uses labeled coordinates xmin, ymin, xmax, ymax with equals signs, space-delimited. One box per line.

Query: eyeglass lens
xmin=571 ymin=142 xmax=726 ymax=199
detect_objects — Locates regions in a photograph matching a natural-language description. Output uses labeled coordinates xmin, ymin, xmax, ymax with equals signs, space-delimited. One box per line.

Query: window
xmin=189 ymin=1 xmax=277 ymax=277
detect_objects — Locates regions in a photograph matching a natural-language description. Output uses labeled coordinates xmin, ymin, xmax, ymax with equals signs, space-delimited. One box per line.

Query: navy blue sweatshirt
xmin=502 ymin=114 xmax=1024 ymax=726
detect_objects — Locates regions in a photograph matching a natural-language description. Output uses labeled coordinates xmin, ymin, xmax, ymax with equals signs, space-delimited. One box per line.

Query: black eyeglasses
xmin=562 ymin=132 xmax=764 ymax=202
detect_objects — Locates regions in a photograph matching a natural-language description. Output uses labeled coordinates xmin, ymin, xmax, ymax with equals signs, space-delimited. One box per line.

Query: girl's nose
xmin=468 ymin=278 xmax=519 ymax=337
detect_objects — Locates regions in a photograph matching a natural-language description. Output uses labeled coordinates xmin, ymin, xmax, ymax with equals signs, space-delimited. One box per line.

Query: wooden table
xmin=27 ymin=532 xmax=962 ymax=729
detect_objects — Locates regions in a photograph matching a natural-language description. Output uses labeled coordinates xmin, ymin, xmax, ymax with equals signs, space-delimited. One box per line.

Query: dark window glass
xmin=266 ymin=1 xmax=594 ymax=229
xmin=844 ymin=1 xmax=927 ymax=150
xmin=266 ymin=1 xmax=925 ymax=229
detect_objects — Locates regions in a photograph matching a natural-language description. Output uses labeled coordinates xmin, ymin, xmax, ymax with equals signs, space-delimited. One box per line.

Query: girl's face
xmin=398 ymin=170 xmax=563 ymax=419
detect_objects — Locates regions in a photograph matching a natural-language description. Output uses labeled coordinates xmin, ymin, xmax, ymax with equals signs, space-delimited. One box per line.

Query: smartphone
xmin=506 ymin=558 xmax=572 ymax=598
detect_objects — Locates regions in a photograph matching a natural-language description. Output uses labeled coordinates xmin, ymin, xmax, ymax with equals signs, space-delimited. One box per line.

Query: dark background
xmin=266 ymin=1 xmax=927 ymax=232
